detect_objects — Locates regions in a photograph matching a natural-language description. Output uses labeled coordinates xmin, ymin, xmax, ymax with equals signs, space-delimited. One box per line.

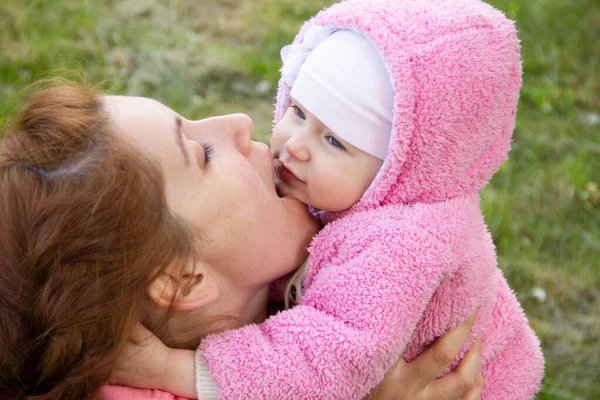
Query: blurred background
xmin=0 ymin=0 xmax=598 ymax=398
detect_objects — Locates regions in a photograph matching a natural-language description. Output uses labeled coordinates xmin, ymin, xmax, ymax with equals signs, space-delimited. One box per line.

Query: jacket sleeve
xmin=100 ymin=385 xmax=187 ymax=400
xmin=198 ymin=229 xmax=456 ymax=399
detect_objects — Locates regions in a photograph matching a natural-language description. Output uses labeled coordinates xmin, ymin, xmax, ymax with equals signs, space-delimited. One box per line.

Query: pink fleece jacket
xmin=100 ymin=386 xmax=189 ymax=400
xmin=105 ymin=1 xmax=544 ymax=399
xmin=195 ymin=0 xmax=544 ymax=398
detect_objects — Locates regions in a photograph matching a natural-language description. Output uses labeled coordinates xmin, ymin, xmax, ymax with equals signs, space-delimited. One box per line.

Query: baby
xmin=124 ymin=0 xmax=545 ymax=399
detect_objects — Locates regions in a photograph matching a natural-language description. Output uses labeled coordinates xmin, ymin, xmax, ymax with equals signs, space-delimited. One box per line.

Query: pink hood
xmin=274 ymin=0 xmax=522 ymax=214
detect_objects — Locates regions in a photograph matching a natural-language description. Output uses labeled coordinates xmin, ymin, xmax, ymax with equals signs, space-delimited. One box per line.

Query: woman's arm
xmin=111 ymin=323 xmax=198 ymax=399
xmin=367 ymin=314 xmax=483 ymax=400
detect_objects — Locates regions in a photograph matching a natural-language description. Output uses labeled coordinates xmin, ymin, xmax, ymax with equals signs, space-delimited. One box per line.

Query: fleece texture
xmin=197 ymin=0 xmax=544 ymax=399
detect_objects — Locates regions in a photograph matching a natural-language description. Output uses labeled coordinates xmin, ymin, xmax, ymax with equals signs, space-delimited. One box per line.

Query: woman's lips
xmin=275 ymin=160 xmax=302 ymax=184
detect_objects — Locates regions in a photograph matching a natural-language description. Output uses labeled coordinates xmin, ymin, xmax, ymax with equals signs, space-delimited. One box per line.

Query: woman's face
xmin=104 ymin=96 xmax=317 ymax=290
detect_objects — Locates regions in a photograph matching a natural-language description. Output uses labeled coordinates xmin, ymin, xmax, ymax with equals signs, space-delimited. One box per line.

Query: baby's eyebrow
xmin=174 ymin=115 xmax=190 ymax=167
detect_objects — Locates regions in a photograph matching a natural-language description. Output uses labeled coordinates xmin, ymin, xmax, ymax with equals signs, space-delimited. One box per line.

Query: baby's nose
xmin=285 ymin=135 xmax=310 ymax=162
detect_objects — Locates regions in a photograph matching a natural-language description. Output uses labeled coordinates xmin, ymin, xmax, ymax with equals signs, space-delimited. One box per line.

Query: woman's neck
xmin=214 ymin=283 xmax=271 ymax=325
xmin=143 ymin=284 xmax=270 ymax=349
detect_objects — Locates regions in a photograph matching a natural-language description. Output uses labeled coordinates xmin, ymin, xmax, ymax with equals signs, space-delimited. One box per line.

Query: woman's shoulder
xmin=100 ymin=385 xmax=190 ymax=400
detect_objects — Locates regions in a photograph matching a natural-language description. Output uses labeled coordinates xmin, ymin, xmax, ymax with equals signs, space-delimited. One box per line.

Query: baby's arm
xmin=199 ymin=229 xmax=458 ymax=399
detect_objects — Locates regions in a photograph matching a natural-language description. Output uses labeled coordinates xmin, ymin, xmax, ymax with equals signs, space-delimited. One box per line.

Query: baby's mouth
xmin=275 ymin=160 xmax=302 ymax=184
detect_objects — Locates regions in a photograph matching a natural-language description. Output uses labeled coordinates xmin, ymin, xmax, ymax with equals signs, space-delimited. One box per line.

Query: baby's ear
xmin=146 ymin=259 xmax=220 ymax=311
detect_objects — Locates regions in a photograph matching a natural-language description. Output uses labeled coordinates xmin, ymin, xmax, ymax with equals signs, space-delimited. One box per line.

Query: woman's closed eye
xmin=202 ymin=142 xmax=214 ymax=164
xmin=326 ymin=135 xmax=345 ymax=150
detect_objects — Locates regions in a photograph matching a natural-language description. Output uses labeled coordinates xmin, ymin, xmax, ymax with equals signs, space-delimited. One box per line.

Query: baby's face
xmin=271 ymin=101 xmax=383 ymax=212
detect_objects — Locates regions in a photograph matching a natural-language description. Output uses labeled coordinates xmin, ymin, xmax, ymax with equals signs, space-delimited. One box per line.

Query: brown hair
xmin=0 ymin=82 xmax=194 ymax=399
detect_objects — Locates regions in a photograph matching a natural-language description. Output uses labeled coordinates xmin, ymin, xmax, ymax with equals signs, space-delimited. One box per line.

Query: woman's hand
xmin=111 ymin=323 xmax=198 ymax=398
xmin=366 ymin=313 xmax=483 ymax=400
xmin=111 ymin=323 xmax=171 ymax=389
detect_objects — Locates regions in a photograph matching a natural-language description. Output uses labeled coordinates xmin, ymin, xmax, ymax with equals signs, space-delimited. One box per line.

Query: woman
xmin=0 ymin=81 xmax=482 ymax=400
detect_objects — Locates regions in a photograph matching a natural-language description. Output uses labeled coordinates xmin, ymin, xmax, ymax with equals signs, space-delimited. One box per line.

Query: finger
xmin=365 ymin=356 xmax=410 ymax=400
xmin=409 ymin=313 xmax=478 ymax=383
xmin=387 ymin=356 xmax=408 ymax=377
xmin=460 ymin=372 xmax=484 ymax=400
xmin=428 ymin=338 xmax=481 ymax=399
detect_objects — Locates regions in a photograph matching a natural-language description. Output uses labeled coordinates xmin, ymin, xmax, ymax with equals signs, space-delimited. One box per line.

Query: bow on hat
xmin=280 ymin=26 xmax=337 ymax=87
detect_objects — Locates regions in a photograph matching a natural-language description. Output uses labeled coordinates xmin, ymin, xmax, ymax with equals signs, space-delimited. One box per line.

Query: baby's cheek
xmin=270 ymin=118 xmax=293 ymax=152
xmin=312 ymin=174 xmax=357 ymax=211
xmin=270 ymin=131 xmax=283 ymax=152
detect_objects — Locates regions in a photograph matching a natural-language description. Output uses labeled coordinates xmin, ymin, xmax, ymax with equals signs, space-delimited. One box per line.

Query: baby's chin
xmin=309 ymin=198 xmax=356 ymax=214
xmin=275 ymin=184 xmax=312 ymax=209
xmin=274 ymin=178 xmax=285 ymax=198
xmin=274 ymin=178 xmax=295 ymax=201
xmin=276 ymin=185 xmax=284 ymax=198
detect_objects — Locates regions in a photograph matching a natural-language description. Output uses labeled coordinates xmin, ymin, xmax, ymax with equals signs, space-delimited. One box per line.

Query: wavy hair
xmin=0 ymin=82 xmax=194 ymax=400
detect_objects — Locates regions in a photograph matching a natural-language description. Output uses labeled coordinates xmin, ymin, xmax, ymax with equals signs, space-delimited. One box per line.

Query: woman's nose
xmin=193 ymin=113 xmax=253 ymax=154
xmin=222 ymin=113 xmax=253 ymax=154
xmin=284 ymin=134 xmax=310 ymax=162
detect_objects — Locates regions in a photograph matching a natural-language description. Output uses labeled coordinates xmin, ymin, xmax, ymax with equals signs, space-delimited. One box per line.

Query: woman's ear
xmin=146 ymin=259 xmax=220 ymax=311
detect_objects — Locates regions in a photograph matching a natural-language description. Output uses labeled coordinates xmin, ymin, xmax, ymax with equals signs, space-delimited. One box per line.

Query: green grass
xmin=1 ymin=0 xmax=599 ymax=398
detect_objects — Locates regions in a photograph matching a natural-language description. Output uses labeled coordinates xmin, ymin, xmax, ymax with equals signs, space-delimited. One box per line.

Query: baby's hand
xmin=111 ymin=323 xmax=171 ymax=391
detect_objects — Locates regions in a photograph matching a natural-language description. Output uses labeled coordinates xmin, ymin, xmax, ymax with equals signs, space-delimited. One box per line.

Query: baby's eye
xmin=326 ymin=136 xmax=345 ymax=150
xmin=291 ymin=105 xmax=306 ymax=120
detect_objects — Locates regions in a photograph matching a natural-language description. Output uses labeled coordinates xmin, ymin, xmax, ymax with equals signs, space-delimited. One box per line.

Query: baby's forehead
xmin=290 ymin=96 xmax=335 ymax=133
